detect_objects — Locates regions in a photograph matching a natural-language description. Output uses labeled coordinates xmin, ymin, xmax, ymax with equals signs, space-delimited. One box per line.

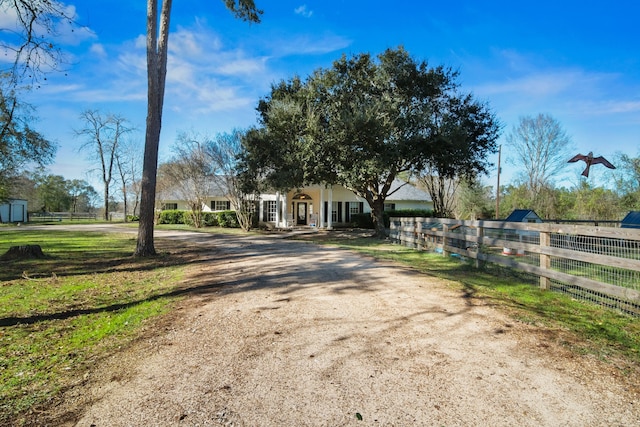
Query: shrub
xmin=386 ymin=209 xmax=434 ymax=219
xmin=217 ymin=210 xmax=239 ymax=228
xmin=158 ymin=210 xmax=185 ymax=224
xmin=350 ymin=213 xmax=374 ymax=229
xmin=202 ymin=212 xmax=218 ymax=227
xmin=182 ymin=211 xmax=197 ymax=227
xmin=350 ymin=209 xmax=434 ymax=229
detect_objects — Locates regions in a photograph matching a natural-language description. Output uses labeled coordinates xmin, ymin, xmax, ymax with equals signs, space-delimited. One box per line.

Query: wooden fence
xmin=29 ymin=212 xmax=97 ymax=222
xmin=390 ymin=218 xmax=640 ymax=315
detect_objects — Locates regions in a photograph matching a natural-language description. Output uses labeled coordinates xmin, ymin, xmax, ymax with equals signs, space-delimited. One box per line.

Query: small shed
xmin=505 ymin=209 xmax=543 ymax=223
xmin=0 ymin=199 xmax=28 ymax=223
xmin=621 ymin=211 xmax=640 ymax=229
xmin=502 ymin=209 xmax=541 ymax=256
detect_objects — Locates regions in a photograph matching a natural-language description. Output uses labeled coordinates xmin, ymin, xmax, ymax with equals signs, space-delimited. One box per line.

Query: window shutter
xmin=226 ymin=201 xmax=231 ymax=210
xmin=345 ymin=202 xmax=350 ymax=222
xmin=324 ymin=202 xmax=328 ymax=225
xmin=338 ymin=202 xmax=342 ymax=222
xmin=262 ymin=201 xmax=268 ymax=222
xmin=359 ymin=202 xmax=364 ymax=213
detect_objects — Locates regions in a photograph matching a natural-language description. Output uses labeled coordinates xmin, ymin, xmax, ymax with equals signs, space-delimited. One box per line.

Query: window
xmin=266 ymin=200 xmax=277 ymax=222
xmin=332 ymin=202 xmax=340 ymax=222
xmin=384 ymin=203 xmax=396 ymax=211
xmin=345 ymin=202 xmax=363 ymax=222
xmin=213 ymin=200 xmax=230 ymax=211
xmin=162 ymin=203 xmax=178 ymax=210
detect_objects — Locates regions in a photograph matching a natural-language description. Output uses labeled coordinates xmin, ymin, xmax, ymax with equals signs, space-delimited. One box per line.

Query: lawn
xmin=0 ymin=229 xmax=190 ymax=423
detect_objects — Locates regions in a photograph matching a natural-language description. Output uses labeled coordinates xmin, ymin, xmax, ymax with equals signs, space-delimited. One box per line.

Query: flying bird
xmin=567 ymin=152 xmax=616 ymax=177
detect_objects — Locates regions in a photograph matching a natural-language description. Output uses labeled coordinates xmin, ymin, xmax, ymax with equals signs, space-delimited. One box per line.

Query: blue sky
xmin=10 ymin=0 xmax=640 ymax=191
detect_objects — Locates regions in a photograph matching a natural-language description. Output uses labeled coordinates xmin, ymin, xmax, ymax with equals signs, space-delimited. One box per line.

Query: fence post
xmin=539 ymin=230 xmax=551 ymax=290
xmin=475 ymin=225 xmax=484 ymax=269
xmin=442 ymin=223 xmax=449 ymax=257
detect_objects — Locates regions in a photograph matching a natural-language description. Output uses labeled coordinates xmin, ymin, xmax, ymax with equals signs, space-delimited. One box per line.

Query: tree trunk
xmin=1 ymin=245 xmax=45 ymax=260
xmin=122 ymin=186 xmax=128 ymax=222
xmin=103 ymin=185 xmax=109 ymax=221
xmin=135 ymin=0 xmax=172 ymax=257
xmin=371 ymin=200 xmax=387 ymax=239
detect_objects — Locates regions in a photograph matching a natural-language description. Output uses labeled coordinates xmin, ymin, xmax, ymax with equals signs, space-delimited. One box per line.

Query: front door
xmin=296 ymin=202 xmax=307 ymax=225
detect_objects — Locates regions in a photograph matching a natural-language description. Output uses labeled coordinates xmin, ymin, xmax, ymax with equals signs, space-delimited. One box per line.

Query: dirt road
xmin=38 ymin=227 xmax=639 ymax=426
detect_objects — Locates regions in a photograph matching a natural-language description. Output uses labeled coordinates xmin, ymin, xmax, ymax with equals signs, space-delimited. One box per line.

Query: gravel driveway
xmin=31 ymin=226 xmax=639 ymax=426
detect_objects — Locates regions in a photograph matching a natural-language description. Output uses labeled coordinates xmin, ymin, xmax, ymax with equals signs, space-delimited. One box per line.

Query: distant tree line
xmin=10 ymin=171 xmax=98 ymax=213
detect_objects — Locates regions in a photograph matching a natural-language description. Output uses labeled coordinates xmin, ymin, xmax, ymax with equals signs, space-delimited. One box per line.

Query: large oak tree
xmin=240 ymin=47 xmax=500 ymax=237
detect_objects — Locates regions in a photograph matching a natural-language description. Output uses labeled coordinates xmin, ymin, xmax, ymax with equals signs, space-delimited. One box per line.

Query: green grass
xmin=303 ymin=233 xmax=640 ymax=364
xmin=0 ymin=230 xmax=188 ymax=423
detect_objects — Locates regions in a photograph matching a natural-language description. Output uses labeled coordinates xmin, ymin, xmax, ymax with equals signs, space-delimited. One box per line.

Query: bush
xmin=386 ymin=209 xmax=434 ymax=219
xmin=157 ymin=209 xmax=241 ymax=228
xmin=202 ymin=212 xmax=218 ymax=227
xmin=158 ymin=210 xmax=185 ymax=224
xmin=350 ymin=209 xmax=435 ymax=229
xmin=350 ymin=213 xmax=374 ymax=229
xmin=127 ymin=215 xmax=139 ymax=222
xmin=217 ymin=210 xmax=239 ymax=228
xmin=384 ymin=209 xmax=434 ymax=227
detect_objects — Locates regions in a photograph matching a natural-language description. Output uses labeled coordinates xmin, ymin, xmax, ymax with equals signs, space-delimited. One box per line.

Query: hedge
xmin=157 ymin=209 xmax=240 ymax=228
xmin=350 ymin=209 xmax=434 ymax=229
xmin=217 ymin=210 xmax=240 ymax=228
xmin=158 ymin=209 xmax=185 ymax=224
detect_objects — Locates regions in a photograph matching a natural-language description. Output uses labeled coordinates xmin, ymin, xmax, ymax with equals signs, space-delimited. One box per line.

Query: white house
xmin=159 ymin=179 xmax=433 ymax=229
xmin=0 ymin=199 xmax=28 ymax=223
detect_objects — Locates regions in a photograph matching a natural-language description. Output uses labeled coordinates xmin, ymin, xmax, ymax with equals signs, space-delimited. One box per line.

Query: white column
xmin=327 ymin=185 xmax=333 ymax=230
xmin=282 ymin=193 xmax=289 ymax=227
xmin=319 ymin=187 xmax=325 ymax=228
xmin=275 ymin=191 xmax=281 ymax=227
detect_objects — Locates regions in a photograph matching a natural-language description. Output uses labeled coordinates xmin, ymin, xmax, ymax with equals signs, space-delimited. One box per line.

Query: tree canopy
xmin=0 ymin=80 xmax=55 ymax=201
xmin=240 ymin=47 xmax=500 ymax=237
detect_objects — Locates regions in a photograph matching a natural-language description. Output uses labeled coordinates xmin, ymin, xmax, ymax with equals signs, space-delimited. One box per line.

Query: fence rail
xmin=390 ymin=217 xmax=640 ymax=315
xmin=29 ymin=212 xmax=97 ymax=222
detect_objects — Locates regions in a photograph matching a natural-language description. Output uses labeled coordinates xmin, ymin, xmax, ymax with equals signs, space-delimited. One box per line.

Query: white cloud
xmin=270 ymin=33 xmax=352 ymax=57
xmin=475 ymin=71 xmax=585 ymax=98
xmin=89 ymin=44 xmax=107 ymax=57
xmin=294 ymin=5 xmax=313 ymax=18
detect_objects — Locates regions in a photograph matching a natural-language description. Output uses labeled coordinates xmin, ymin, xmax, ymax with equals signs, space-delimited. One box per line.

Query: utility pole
xmin=495 ymin=145 xmax=501 ymax=219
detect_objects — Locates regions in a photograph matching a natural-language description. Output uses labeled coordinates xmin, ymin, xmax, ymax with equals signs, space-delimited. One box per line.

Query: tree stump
xmin=1 ymin=245 xmax=46 ymax=260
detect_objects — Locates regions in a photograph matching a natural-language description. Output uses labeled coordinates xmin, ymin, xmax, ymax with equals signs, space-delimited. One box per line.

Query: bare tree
xmin=204 ymin=129 xmax=255 ymax=231
xmin=76 ymin=110 xmax=132 ymax=220
xmin=135 ymin=0 xmax=262 ymax=256
xmin=162 ymin=132 xmax=215 ymax=228
xmin=115 ymin=139 xmax=142 ymax=221
xmin=0 ymin=0 xmax=76 ymax=84
xmin=506 ymin=113 xmax=574 ymax=200
xmin=415 ymin=168 xmax=460 ymax=218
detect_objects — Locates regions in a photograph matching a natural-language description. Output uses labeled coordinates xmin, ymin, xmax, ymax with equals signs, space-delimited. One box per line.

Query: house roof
xmin=160 ymin=176 xmax=229 ymax=200
xmin=386 ymin=179 xmax=432 ymax=202
xmin=621 ymin=211 xmax=640 ymax=229
xmin=505 ymin=209 xmax=541 ymax=222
